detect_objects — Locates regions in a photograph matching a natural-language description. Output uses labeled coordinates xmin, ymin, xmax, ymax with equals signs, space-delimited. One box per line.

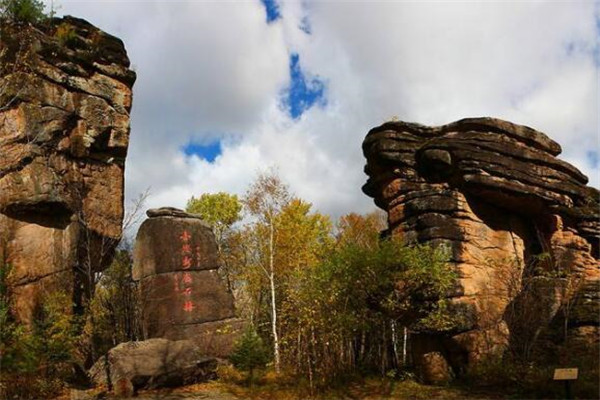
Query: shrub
xmin=0 ymin=287 xmax=78 ymax=399
xmin=0 ymin=0 xmax=47 ymax=24
xmin=229 ymin=327 xmax=271 ymax=384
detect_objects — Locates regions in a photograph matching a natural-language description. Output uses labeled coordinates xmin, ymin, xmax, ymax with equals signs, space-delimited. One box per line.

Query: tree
xmin=0 ymin=0 xmax=47 ymax=23
xmin=335 ymin=210 xmax=386 ymax=250
xmin=91 ymin=250 xmax=142 ymax=356
xmin=186 ymin=192 xmax=242 ymax=291
xmin=275 ymin=198 xmax=332 ymax=275
xmin=229 ymin=327 xmax=271 ymax=384
xmin=280 ymin=220 xmax=454 ymax=385
xmin=243 ymin=172 xmax=291 ymax=374
xmin=74 ymin=188 xmax=149 ymax=365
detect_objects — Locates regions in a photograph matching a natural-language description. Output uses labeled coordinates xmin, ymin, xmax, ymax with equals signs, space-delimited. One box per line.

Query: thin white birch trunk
xmin=268 ymin=214 xmax=281 ymax=373
xmin=402 ymin=326 xmax=408 ymax=365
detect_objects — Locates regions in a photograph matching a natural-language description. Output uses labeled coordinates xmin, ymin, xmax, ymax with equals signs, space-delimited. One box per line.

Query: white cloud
xmin=54 ymin=0 xmax=599 ymax=225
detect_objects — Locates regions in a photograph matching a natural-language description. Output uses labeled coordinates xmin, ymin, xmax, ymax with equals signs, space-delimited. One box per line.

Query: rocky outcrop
xmin=0 ymin=17 xmax=135 ymax=323
xmin=362 ymin=117 xmax=599 ymax=380
xmin=89 ymin=338 xmax=218 ymax=397
xmin=133 ymin=208 xmax=243 ymax=357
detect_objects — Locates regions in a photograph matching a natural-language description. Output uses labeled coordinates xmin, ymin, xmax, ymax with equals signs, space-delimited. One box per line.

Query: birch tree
xmin=243 ymin=172 xmax=290 ymax=373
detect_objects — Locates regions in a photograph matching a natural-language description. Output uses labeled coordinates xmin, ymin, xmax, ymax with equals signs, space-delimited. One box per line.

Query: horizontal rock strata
xmin=0 ymin=16 xmax=135 ymax=323
xmin=362 ymin=117 xmax=599 ymax=380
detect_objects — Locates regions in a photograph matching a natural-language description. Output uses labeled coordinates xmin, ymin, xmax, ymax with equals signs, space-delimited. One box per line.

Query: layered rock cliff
xmin=0 ymin=17 xmax=136 ymax=323
xmin=362 ymin=117 xmax=599 ymax=381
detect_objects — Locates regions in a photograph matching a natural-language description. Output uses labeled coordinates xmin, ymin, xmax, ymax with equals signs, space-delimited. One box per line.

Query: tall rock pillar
xmin=0 ymin=16 xmax=136 ymax=323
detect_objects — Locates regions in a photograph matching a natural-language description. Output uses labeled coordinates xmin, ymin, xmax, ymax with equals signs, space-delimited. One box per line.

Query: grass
xmin=123 ymin=376 xmax=510 ymax=400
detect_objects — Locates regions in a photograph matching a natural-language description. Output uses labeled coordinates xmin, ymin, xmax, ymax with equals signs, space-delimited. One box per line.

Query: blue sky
xmin=182 ymin=141 xmax=222 ymax=163
xmin=183 ymin=52 xmax=326 ymax=161
xmin=284 ymin=53 xmax=326 ymax=119
xmin=53 ymin=0 xmax=599 ymax=222
xmin=261 ymin=0 xmax=280 ymax=23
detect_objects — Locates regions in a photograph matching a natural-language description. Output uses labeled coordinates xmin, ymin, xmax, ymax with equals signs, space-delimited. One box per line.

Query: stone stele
xmin=133 ymin=207 xmax=243 ymax=357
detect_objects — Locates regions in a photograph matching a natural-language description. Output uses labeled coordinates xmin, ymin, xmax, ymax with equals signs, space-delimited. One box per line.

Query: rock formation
xmin=89 ymin=338 xmax=218 ymax=397
xmin=362 ymin=117 xmax=599 ymax=380
xmin=0 ymin=17 xmax=136 ymax=323
xmin=133 ymin=207 xmax=243 ymax=357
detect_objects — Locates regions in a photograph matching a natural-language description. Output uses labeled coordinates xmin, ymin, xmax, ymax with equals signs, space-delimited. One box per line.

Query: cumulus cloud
xmin=54 ymin=0 xmax=598 ymax=224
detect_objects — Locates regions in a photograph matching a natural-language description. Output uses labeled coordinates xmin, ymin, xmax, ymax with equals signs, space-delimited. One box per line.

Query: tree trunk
xmin=402 ymin=326 xmax=408 ymax=366
xmin=268 ymin=216 xmax=281 ymax=373
xmin=391 ymin=319 xmax=399 ymax=368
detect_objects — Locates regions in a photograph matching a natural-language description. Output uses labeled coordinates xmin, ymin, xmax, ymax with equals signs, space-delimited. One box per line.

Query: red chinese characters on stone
xmin=179 ymin=230 xmax=195 ymax=312
xmin=182 ymin=255 xmax=192 ymax=269
xmin=180 ymin=230 xmax=191 ymax=243
xmin=183 ymin=300 xmax=195 ymax=312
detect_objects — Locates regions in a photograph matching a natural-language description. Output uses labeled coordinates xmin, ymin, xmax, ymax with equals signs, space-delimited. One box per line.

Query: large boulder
xmin=0 ymin=17 xmax=135 ymax=323
xmin=362 ymin=117 xmax=599 ymax=379
xmin=133 ymin=207 xmax=243 ymax=357
xmin=89 ymin=338 xmax=218 ymax=397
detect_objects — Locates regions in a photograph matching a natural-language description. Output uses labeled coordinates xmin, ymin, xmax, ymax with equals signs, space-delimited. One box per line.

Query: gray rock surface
xmin=89 ymin=338 xmax=218 ymax=397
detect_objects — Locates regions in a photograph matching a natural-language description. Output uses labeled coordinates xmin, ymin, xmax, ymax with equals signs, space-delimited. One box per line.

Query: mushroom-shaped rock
xmin=362 ymin=117 xmax=599 ymax=381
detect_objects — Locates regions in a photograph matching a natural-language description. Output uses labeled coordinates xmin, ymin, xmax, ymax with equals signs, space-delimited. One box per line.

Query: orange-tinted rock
xmin=133 ymin=208 xmax=243 ymax=357
xmin=0 ymin=17 xmax=135 ymax=323
xmin=362 ymin=117 xmax=599 ymax=379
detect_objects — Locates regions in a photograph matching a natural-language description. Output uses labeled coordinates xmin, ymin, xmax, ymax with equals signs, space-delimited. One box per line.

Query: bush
xmin=229 ymin=327 xmax=271 ymax=383
xmin=0 ymin=287 xmax=78 ymax=399
xmin=0 ymin=0 xmax=47 ymax=23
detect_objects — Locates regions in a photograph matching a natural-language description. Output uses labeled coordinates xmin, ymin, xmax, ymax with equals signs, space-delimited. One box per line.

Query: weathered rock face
xmin=89 ymin=338 xmax=218 ymax=397
xmin=133 ymin=208 xmax=243 ymax=357
xmin=362 ymin=117 xmax=599 ymax=378
xmin=0 ymin=17 xmax=135 ymax=323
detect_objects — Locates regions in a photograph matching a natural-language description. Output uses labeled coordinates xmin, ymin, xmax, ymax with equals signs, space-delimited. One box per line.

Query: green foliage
xmin=0 ymin=284 xmax=78 ymax=399
xmin=0 ymin=0 xmax=47 ymax=23
xmin=413 ymin=299 xmax=473 ymax=333
xmin=280 ymin=232 xmax=453 ymax=385
xmin=186 ymin=192 xmax=242 ymax=238
xmin=230 ymin=327 xmax=271 ymax=375
xmin=186 ymin=192 xmax=243 ymax=294
xmin=34 ymin=292 xmax=78 ymax=367
xmin=90 ymin=250 xmax=141 ymax=356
